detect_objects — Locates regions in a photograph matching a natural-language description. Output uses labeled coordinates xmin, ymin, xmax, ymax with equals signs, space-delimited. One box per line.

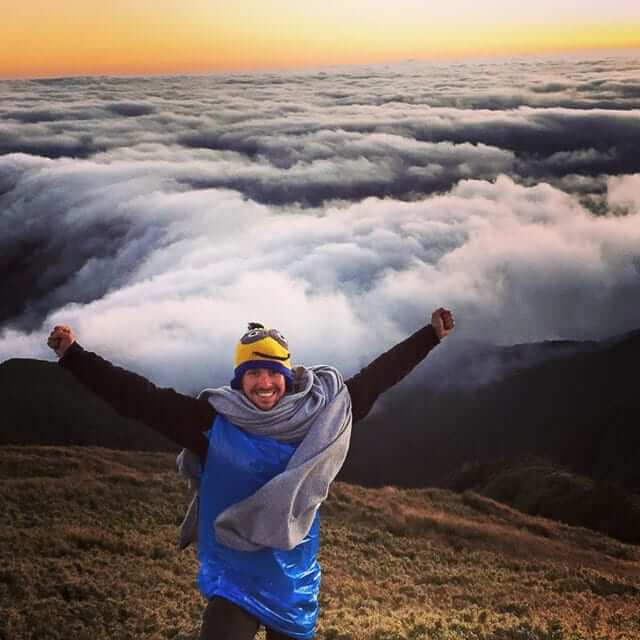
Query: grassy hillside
xmin=1 ymin=447 xmax=639 ymax=640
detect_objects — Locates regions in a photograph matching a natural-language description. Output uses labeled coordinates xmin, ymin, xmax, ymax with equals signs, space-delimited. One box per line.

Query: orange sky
xmin=2 ymin=1 xmax=639 ymax=78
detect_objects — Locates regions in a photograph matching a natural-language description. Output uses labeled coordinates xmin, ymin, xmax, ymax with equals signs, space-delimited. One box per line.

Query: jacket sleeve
xmin=59 ymin=342 xmax=213 ymax=458
xmin=345 ymin=324 xmax=440 ymax=424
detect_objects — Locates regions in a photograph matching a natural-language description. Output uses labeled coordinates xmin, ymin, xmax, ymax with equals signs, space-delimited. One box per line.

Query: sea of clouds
xmin=1 ymin=55 xmax=639 ymax=391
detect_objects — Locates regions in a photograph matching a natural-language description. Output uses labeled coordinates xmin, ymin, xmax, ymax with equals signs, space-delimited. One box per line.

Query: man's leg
xmin=199 ymin=596 xmax=260 ymax=640
xmin=265 ymin=627 xmax=297 ymax=640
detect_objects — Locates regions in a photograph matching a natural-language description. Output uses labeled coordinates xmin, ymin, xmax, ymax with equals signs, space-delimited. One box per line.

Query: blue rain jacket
xmin=197 ymin=414 xmax=321 ymax=639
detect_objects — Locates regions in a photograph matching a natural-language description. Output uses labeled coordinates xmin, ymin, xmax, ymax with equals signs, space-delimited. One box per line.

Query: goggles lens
xmin=240 ymin=328 xmax=288 ymax=349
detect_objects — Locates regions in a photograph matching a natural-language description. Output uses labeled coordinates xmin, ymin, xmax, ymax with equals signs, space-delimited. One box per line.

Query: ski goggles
xmin=239 ymin=327 xmax=289 ymax=350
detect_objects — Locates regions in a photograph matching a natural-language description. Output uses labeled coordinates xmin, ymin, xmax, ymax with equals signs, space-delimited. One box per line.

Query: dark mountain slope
xmin=341 ymin=329 xmax=640 ymax=492
xmin=1 ymin=358 xmax=175 ymax=451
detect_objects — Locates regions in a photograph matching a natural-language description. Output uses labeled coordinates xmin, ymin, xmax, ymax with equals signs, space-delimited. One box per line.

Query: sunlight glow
xmin=1 ymin=1 xmax=639 ymax=78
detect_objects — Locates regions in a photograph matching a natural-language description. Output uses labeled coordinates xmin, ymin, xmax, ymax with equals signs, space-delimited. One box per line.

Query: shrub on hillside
xmin=480 ymin=463 xmax=640 ymax=544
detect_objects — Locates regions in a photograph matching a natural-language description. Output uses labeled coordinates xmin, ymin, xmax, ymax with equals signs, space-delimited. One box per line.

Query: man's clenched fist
xmin=47 ymin=325 xmax=76 ymax=358
xmin=431 ymin=308 xmax=455 ymax=340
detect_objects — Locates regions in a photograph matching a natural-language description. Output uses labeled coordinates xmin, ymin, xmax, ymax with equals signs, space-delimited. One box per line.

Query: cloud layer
xmin=1 ymin=55 xmax=639 ymax=391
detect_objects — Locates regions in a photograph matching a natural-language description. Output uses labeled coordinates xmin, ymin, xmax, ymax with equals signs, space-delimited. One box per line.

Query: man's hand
xmin=431 ymin=308 xmax=455 ymax=340
xmin=47 ymin=325 xmax=76 ymax=358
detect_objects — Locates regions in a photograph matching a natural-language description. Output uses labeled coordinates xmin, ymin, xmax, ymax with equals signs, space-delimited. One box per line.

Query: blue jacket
xmin=198 ymin=414 xmax=321 ymax=639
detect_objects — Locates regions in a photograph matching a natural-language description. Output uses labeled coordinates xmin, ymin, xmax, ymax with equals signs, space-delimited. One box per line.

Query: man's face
xmin=241 ymin=368 xmax=286 ymax=411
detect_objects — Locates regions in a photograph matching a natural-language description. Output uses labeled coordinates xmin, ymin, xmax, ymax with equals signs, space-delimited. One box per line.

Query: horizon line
xmin=2 ymin=46 xmax=639 ymax=83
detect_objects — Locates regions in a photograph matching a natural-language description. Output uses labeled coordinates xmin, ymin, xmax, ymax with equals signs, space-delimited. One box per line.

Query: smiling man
xmin=48 ymin=308 xmax=454 ymax=640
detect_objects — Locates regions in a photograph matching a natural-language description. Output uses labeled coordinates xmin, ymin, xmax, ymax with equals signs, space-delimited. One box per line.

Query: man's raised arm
xmin=48 ymin=325 xmax=213 ymax=458
xmin=345 ymin=308 xmax=454 ymax=424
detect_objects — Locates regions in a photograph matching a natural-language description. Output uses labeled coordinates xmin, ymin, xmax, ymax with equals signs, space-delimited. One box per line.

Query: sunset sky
xmin=2 ymin=0 xmax=640 ymax=78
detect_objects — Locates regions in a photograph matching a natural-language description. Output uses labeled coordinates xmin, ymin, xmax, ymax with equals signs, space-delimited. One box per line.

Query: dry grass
xmin=1 ymin=446 xmax=639 ymax=640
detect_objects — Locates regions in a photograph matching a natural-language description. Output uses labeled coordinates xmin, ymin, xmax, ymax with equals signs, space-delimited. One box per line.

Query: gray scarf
xmin=177 ymin=365 xmax=352 ymax=552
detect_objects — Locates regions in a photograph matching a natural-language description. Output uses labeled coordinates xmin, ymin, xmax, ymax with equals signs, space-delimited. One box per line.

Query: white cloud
xmin=2 ymin=172 xmax=639 ymax=391
xmin=2 ymin=58 xmax=640 ymax=391
xmin=608 ymin=174 xmax=640 ymax=215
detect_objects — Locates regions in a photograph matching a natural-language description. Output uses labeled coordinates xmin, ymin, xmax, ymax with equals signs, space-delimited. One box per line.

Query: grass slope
xmin=1 ymin=447 xmax=639 ymax=640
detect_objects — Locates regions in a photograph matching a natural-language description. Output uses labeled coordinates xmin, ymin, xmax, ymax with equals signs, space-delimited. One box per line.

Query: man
xmin=48 ymin=308 xmax=454 ymax=640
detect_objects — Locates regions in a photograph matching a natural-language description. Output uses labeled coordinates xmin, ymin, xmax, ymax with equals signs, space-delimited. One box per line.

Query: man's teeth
xmin=257 ymin=390 xmax=275 ymax=397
